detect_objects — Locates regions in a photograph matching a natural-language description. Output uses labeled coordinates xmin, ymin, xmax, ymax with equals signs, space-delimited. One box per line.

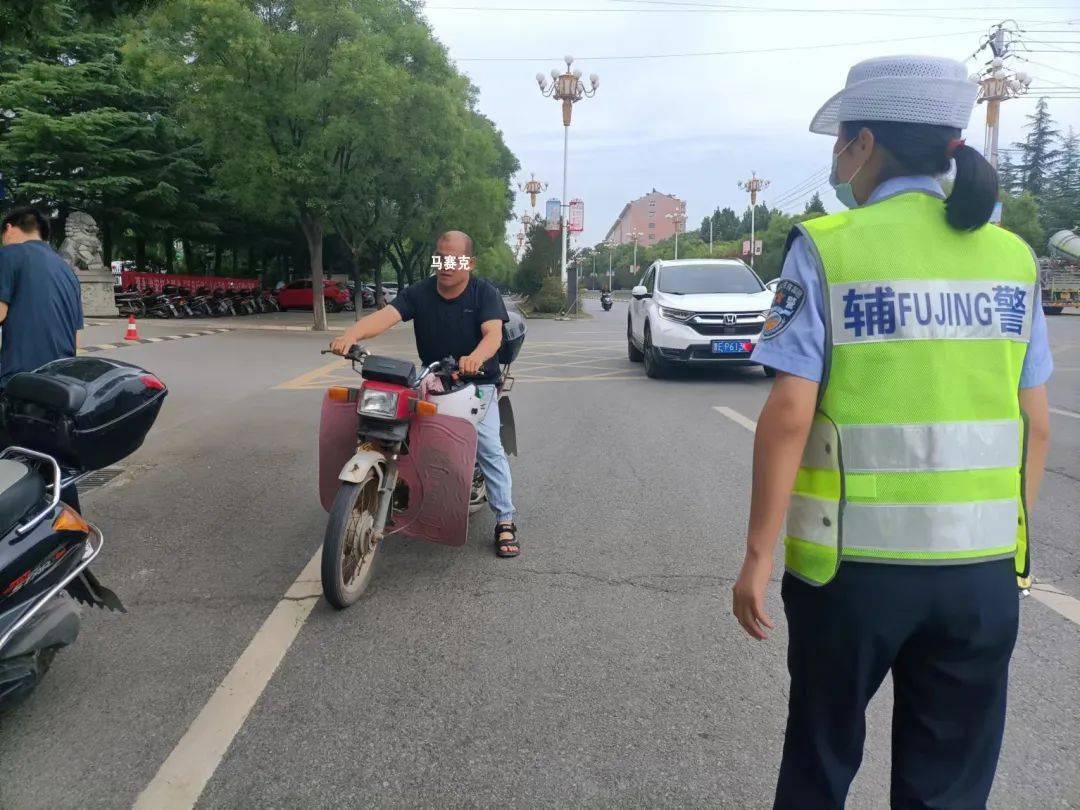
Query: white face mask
xmin=829 ymin=136 xmax=865 ymax=209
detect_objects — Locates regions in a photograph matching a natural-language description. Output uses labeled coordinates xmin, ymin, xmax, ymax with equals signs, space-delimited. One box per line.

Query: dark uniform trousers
xmin=774 ymin=559 xmax=1019 ymax=809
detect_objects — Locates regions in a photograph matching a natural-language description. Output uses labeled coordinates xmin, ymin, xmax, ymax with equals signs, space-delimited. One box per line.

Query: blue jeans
xmin=476 ymin=386 xmax=515 ymax=524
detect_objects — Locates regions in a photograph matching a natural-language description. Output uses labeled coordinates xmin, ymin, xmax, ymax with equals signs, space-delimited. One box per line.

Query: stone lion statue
xmin=59 ymin=211 xmax=107 ymax=276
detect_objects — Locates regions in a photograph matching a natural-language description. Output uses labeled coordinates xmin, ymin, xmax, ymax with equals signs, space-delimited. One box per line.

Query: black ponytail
xmin=842 ymin=120 xmax=999 ymax=231
xmin=947 ymin=142 xmax=999 ymax=230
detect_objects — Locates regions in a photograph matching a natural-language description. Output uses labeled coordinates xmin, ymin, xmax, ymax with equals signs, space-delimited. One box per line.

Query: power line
xmin=771 ymin=169 xmax=830 ymax=207
xmin=772 ymin=180 xmax=833 ymax=213
xmin=607 ymin=0 xmax=1078 ymax=25
xmin=1015 ymin=55 xmax=1080 ymax=81
xmin=456 ymin=28 xmax=984 ymax=61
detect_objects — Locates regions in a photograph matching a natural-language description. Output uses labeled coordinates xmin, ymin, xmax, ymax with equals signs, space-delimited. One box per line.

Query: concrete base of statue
xmin=78 ymin=272 xmax=120 ymax=318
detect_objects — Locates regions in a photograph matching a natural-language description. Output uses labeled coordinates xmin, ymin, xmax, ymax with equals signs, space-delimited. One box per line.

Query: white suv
xmin=627 ymin=259 xmax=776 ymax=378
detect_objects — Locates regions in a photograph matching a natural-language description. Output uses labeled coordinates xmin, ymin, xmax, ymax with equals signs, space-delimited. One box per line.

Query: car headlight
xmin=659 ymin=306 xmax=692 ymax=322
xmin=359 ymin=388 xmax=399 ymax=419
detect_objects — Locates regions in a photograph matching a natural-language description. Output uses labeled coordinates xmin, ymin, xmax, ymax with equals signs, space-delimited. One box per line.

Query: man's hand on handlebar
xmin=329 ymin=335 xmax=355 ymax=356
xmin=457 ymin=353 xmax=485 ymax=377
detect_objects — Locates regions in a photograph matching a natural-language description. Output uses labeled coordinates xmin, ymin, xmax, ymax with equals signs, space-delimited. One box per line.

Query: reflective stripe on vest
xmin=800 ymin=419 xmax=1021 ymax=473
xmin=784 ymin=191 xmax=1037 ymax=586
xmin=789 ymin=495 xmax=1019 ymax=555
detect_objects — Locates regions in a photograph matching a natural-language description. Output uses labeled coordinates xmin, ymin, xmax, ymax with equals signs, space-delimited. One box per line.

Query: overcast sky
xmin=420 ymin=0 xmax=1080 ymax=247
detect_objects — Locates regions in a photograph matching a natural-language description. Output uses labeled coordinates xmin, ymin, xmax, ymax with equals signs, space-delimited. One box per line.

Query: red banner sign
xmin=120 ymin=272 xmax=259 ymax=292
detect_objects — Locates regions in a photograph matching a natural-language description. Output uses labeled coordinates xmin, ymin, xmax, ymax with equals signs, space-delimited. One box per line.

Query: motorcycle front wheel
xmin=321 ymin=472 xmax=383 ymax=609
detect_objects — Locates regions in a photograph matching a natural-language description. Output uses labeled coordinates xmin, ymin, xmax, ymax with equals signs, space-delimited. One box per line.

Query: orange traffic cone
xmin=125 ymin=314 xmax=140 ymax=341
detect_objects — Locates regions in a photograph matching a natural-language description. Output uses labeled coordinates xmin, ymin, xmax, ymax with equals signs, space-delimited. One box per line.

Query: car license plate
xmin=712 ymin=340 xmax=749 ymax=354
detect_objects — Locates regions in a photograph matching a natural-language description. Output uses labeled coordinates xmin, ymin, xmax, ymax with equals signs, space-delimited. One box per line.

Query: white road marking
xmin=134 ymin=548 xmax=323 ymax=809
xmin=712 ymin=405 xmax=758 ymax=433
xmin=1028 ymin=583 xmax=1080 ymax=627
xmin=1049 ymin=406 xmax=1080 ymax=420
xmin=712 ymin=404 xmax=1080 ymax=627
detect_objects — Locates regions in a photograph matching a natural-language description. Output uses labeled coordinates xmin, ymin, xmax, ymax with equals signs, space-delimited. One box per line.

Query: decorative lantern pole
xmin=666 ymin=205 xmax=687 ymax=260
xmin=536 ymin=56 xmax=599 ymax=304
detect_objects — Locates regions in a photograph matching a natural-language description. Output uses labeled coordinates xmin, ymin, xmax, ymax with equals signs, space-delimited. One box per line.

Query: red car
xmin=275 ymin=279 xmax=351 ymax=312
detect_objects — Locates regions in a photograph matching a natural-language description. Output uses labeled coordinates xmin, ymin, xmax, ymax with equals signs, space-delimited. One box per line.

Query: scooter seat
xmin=0 ymin=460 xmax=47 ymax=537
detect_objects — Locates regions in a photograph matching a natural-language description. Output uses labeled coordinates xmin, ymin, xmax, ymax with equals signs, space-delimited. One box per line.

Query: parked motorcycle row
xmin=113 ymin=285 xmax=301 ymax=318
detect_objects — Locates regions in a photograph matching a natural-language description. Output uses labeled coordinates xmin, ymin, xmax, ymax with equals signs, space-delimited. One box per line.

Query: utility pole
xmin=738 ymin=172 xmax=770 ymax=269
xmin=709 ymin=215 xmax=713 ymax=256
xmin=972 ymin=24 xmax=1031 ymax=171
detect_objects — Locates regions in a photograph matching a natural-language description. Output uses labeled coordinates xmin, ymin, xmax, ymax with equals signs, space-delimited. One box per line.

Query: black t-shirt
xmin=390 ymin=276 xmax=509 ymax=385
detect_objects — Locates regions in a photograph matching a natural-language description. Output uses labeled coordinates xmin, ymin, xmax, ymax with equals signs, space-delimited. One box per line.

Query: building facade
xmin=604 ymin=189 xmax=686 ymax=247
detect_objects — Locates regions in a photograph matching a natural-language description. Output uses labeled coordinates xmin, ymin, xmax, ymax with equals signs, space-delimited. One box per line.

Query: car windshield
xmin=658 ymin=264 xmax=764 ymax=295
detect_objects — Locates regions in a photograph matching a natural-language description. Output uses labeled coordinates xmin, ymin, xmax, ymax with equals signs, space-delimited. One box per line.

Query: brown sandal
xmin=495 ymin=522 xmax=519 ymax=558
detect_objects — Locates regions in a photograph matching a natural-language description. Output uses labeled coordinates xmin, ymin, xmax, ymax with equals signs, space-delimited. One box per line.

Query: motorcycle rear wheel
xmin=321 ymin=473 xmax=382 ymax=609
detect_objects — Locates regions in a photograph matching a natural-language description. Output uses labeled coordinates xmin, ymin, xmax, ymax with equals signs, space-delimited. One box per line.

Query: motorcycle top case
xmin=1 ymin=357 xmax=167 ymax=471
xmin=498 ymin=310 xmax=526 ymax=365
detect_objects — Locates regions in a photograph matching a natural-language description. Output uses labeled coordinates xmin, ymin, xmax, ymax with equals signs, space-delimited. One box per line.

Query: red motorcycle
xmin=317 ymin=327 xmax=522 ymax=608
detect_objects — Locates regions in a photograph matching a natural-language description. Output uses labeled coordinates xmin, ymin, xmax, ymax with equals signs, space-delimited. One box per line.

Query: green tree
xmin=138 ymin=0 xmax=418 ymax=330
xmin=1014 ymin=97 xmax=1060 ymax=197
xmin=1001 ymin=191 xmax=1044 ymax=250
xmin=740 ymin=203 xmax=772 ymax=234
xmin=804 ymin=191 xmax=826 ymax=215
xmin=0 ymin=14 xmax=217 ymax=257
xmin=998 ymin=153 xmax=1020 ymax=196
xmin=514 ymin=223 xmax=558 ymax=295
xmin=714 ymin=207 xmax=740 ymax=240
xmin=1044 ymin=127 xmax=1080 ymax=234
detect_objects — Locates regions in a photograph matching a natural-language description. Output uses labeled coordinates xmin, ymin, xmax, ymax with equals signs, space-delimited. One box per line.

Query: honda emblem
xmin=723 ymin=313 xmax=737 ymax=325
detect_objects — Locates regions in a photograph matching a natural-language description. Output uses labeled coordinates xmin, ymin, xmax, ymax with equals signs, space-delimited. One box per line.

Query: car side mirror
xmin=631 ymin=285 xmax=649 ymax=300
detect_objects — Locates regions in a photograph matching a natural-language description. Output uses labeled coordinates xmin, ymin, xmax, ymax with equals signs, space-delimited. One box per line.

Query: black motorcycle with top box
xmin=0 ymin=357 xmax=167 ymax=709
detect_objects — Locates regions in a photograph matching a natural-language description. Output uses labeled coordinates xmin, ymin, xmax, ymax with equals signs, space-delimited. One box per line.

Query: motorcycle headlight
xmin=359 ymin=389 xmax=399 ymax=419
xmin=659 ymin=306 xmax=692 ymax=322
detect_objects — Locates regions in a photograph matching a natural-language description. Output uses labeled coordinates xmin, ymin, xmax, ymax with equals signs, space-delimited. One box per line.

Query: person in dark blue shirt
xmin=0 ymin=207 xmax=84 ymax=389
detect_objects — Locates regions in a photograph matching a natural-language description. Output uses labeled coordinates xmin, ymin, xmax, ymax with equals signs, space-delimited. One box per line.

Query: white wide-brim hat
xmin=810 ymin=55 xmax=980 ymax=136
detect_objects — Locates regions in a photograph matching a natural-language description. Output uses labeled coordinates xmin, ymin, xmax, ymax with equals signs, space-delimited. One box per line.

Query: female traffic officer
xmin=734 ymin=55 xmax=1053 ymax=808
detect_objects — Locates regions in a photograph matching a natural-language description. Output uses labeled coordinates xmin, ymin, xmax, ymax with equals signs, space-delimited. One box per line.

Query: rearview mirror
xmin=631 ymin=285 xmax=649 ymax=300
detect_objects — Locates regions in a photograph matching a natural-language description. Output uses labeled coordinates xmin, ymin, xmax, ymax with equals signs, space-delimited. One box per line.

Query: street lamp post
xmin=666 ymin=205 xmax=687 ymax=260
xmin=605 ymin=239 xmax=614 ymax=291
xmin=738 ymin=172 xmax=770 ymax=269
xmin=628 ymin=229 xmax=644 ymax=279
xmin=519 ymin=174 xmax=549 ymax=209
xmin=536 ymin=56 xmax=599 ymax=308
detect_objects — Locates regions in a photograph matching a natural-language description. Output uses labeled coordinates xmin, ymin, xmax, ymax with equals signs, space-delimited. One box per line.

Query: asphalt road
xmin=0 ymin=303 xmax=1077 ymax=808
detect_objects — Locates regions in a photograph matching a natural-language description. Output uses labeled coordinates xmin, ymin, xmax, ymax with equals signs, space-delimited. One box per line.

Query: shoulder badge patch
xmin=762 ymin=279 xmax=806 ymax=340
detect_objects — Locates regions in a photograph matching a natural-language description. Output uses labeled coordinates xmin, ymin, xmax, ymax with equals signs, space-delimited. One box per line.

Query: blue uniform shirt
xmin=0 ymin=240 xmax=84 ymax=387
xmin=752 ymin=175 xmax=1054 ymax=389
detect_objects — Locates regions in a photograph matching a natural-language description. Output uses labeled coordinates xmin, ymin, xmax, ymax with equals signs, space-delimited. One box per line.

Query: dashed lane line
xmin=1049 ymin=406 xmax=1080 ymax=420
xmin=79 ymin=328 xmax=232 ymax=354
xmin=711 ymin=403 xmax=1080 ymax=629
xmin=134 ymin=548 xmax=323 ymax=809
xmin=712 ymin=405 xmax=760 ymax=433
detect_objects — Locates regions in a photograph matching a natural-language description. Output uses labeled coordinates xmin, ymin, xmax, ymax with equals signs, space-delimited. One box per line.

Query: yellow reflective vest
xmin=786 ymin=190 xmax=1038 ymax=586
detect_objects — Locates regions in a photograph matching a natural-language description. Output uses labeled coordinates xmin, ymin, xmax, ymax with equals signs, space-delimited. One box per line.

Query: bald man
xmin=330 ymin=231 xmax=520 ymax=556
